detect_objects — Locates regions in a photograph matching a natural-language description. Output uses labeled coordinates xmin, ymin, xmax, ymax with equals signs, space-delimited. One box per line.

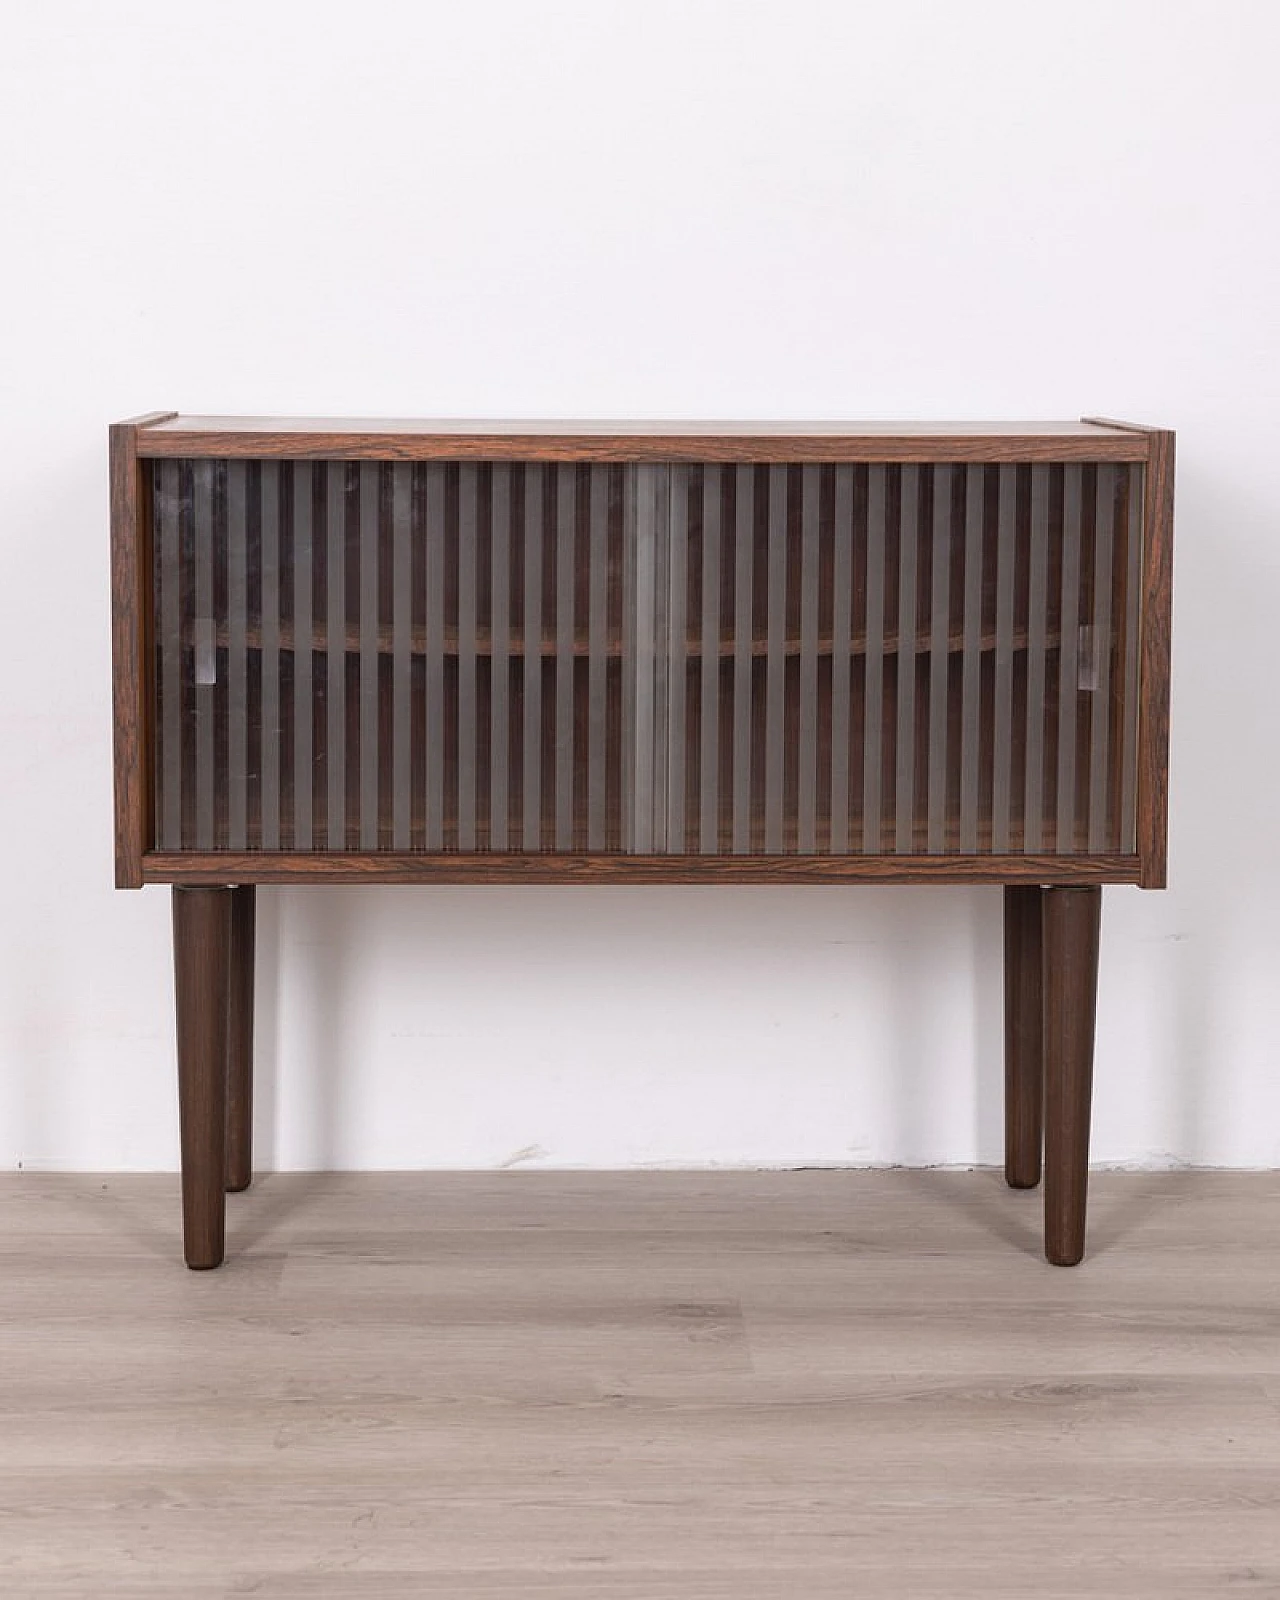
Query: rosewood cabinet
xmin=110 ymin=417 xmax=1174 ymax=1269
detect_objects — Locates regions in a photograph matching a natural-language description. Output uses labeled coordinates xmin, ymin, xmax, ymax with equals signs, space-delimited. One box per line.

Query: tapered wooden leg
xmin=173 ymin=887 xmax=231 ymax=1269
xmin=1004 ymin=885 xmax=1045 ymax=1190
xmin=226 ymin=886 xmax=256 ymax=1194
xmin=1042 ymin=886 xmax=1102 ymax=1267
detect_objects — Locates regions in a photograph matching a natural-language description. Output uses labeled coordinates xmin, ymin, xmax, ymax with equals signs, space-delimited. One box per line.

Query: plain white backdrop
xmin=1 ymin=0 xmax=1277 ymax=1171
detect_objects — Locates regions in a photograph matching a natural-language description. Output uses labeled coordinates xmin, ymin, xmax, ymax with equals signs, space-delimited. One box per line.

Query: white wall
xmin=2 ymin=0 xmax=1278 ymax=1172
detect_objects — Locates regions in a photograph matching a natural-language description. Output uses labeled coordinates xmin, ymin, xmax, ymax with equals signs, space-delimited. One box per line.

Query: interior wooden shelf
xmin=192 ymin=619 xmax=1063 ymax=662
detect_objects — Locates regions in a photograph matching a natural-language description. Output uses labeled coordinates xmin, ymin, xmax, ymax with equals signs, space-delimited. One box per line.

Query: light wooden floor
xmin=2 ymin=1171 xmax=1279 ymax=1597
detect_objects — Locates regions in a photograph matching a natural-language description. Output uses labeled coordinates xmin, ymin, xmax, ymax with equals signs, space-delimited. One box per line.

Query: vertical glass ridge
xmin=259 ymin=463 xmax=280 ymax=852
xmin=391 ymin=464 xmax=412 ymax=851
xmin=667 ymin=466 xmax=688 ymax=851
xmin=699 ymin=467 xmax=721 ymax=855
xmin=925 ymin=464 xmax=951 ymax=854
xmin=587 ymin=466 xmax=608 ymax=852
xmin=193 ymin=460 xmax=215 ymax=852
xmin=359 ymin=464 xmax=380 ymax=850
xmin=798 ymin=466 xmax=820 ymax=855
xmin=324 ymin=465 xmax=345 ymax=850
xmin=1087 ymin=466 xmax=1115 ymax=853
xmin=764 ymin=466 xmax=787 ymax=853
xmin=731 ymin=466 xmax=754 ymax=856
xmin=292 ymin=464 xmax=313 ymax=850
xmin=1055 ymin=465 xmax=1083 ymax=853
xmin=490 ymin=464 xmax=511 ymax=852
xmin=156 ymin=460 xmax=182 ymax=851
xmin=990 ymin=467 xmax=1017 ymax=853
xmin=425 ymin=464 xmax=446 ymax=850
xmin=959 ymin=466 xmax=984 ymax=853
xmin=521 ymin=465 xmax=543 ymax=851
xmin=1023 ymin=465 xmax=1050 ymax=853
xmin=894 ymin=467 xmax=919 ymax=855
xmin=457 ymin=464 xmax=478 ymax=851
xmin=861 ymin=467 xmax=887 ymax=854
xmin=829 ymin=467 xmax=853 ymax=853
xmin=226 ymin=463 xmax=248 ymax=851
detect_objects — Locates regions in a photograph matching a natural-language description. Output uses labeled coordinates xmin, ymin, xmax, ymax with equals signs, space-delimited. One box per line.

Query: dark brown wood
xmin=136 ymin=417 xmax=1150 ymax=464
xmin=110 ymin=412 xmax=176 ymax=886
xmin=1082 ymin=416 xmax=1175 ymax=886
xmin=147 ymin=418 xmax=1147 ymax=437
xmin=142 ymin=851 xmax=1141 ymax=886
xmin=1042 ymin=885 xmax=1102 ymax=1266
xmin=1003 ymin=885 xmax=1044 ymax=1189
xmin=226 ymin=885 xmax=256 ymax=1193
xmin=1137 ymin=431 xmax=1175 ymax=888
xmin=173 ymin=886 xmax=231 ymax=1269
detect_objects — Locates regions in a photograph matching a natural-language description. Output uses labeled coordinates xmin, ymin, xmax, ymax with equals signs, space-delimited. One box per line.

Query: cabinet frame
xmin=111 ymin=416 xmax=1172 ymax=892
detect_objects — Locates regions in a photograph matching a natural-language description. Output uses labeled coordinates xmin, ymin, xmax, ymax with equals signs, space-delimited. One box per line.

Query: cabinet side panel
xmin=1137 ymin=437 xmax=1173 ymax=886
xmin=110 ymin=425 xmax=146 ymax=885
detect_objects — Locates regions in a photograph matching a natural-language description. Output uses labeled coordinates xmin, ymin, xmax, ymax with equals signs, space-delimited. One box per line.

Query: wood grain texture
xmin=1043 ymin=886 xmax=1102 ymax=1266
xmin=1136 ymin=431 xmax=1175 ymax=888
xmin=145 ymin=417 xmax=1147 ymax=435
xmin=225 ymin=886 xmax=255 ymax=1195
xmin=172 ymin=887 xmax=230 ymax=1268
xmin=134 ymin=417 xmax=1151 ymax=464
xmin=1082 ymin=417 xmax=1176 ymax=886
xmin=141 ymin=851 xmax=1142 ymax=886
xmin=2 ymin=1169 xmax=1280 ymax=1596
xmin=1003 ymin=885 xmax=1044 ymax=1189
xmin=109 ymin=412 xmax=176 ymax=886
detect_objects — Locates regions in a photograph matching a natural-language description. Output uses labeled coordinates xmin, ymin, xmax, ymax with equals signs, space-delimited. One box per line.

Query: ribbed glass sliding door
xmin=661 ymin=461 xmax=1143 ymax=856
xmin=152 ymin=460 xmax=628 ymax=853
xmin=151 ymin=457 xmax=1142 ymax=858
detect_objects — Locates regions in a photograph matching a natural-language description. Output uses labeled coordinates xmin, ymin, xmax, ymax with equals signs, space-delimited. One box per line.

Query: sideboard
xmin=110 ymin=416 xmax=1174 ymax=1269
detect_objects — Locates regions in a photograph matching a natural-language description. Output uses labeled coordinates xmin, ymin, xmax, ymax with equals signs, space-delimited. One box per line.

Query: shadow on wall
xmin=1134 ymin=455 xmax=1280 ymax=1171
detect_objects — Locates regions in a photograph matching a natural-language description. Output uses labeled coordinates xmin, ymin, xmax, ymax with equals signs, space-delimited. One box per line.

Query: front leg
xmin=173 ymin=886 xmax=231 ymax=1268
xmin=1042 ymin=886 xmax=1102 ymax=1266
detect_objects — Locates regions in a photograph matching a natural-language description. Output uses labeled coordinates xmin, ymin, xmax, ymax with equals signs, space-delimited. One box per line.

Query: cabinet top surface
xmin=139 ymin=416 xmax=1140 ymax=437
xmin=124 ymin=415 xmax=1161 ymax=462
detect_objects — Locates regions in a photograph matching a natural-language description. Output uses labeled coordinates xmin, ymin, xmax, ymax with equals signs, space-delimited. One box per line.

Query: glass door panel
xmin=152 ymin=459 xmax=628 ymax=852
xmin=151 ymin=456 xmax=1142 ymax=857
xmin=654 ymin=461 xmax=1142 ymax=856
